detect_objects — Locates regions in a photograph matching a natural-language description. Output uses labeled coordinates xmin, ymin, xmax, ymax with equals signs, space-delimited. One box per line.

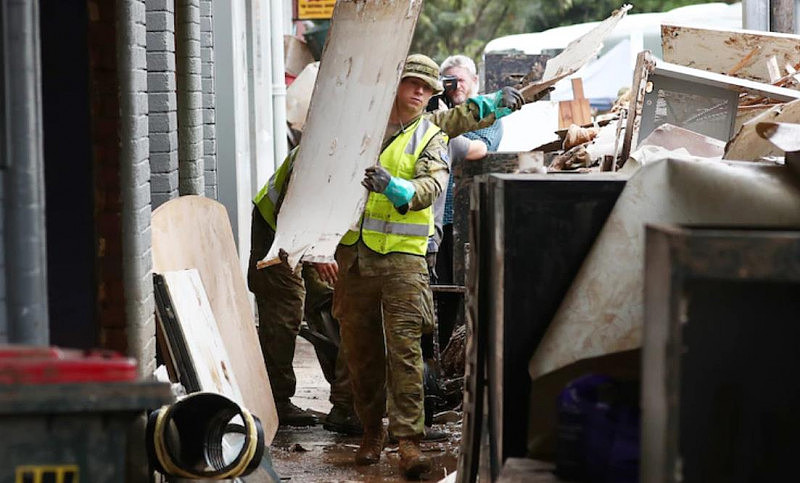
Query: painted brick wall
xmin=88 ymin=0 xmax=156 ymax=376
xmin=146 ymin=0 xmax=179 ymax=209
xmin=118 ymin=0 xmax=156 ymax=377
xmin=176 ymin=0 xmax=204 ymax=195
xmin=201 ymin=0 xmax=217 ymax=199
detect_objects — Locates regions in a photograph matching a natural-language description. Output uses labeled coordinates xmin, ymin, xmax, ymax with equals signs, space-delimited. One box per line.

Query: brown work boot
xmin=355 ymin=425 xmax=386 ymax=465
xmin=398 ymin=438 xmax=432 ymax=479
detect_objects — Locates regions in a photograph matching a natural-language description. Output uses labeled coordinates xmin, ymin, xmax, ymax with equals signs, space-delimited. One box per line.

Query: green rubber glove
xmin=467 ymin=86 xmax=525 ymax=120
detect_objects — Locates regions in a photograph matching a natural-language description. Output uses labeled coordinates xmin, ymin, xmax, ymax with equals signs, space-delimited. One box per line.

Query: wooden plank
xmin=160 ymin=269 xmax=245 ymax=404
xmin=662 ymin=24 xmax=800 ymax=84
xmin=151 ymin=195 xmax=277 ymax=444
xmin=558 ymin=78 xmax=591 ymax=129
xmin=262 ymin=0 xmax=424 ymax=269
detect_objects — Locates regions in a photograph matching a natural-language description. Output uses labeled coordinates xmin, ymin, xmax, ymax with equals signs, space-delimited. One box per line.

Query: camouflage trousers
xmin=247 ymin=208 xmax=351 ymax=405
xmin=332 ymin=261 xmax=433 ymax=439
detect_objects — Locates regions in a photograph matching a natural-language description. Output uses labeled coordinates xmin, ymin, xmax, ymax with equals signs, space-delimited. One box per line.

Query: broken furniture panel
xmin=621 ymin=53 xmax=800 ymax=165
xmin=639 ymin=72 xmax=739 ymax=142
xmin=151 ymin=195 xmax=278 ymax=444
xmin=519 ymin=5 xmax=632 ymax=102
xmin=661 ymin=25 xmax=800 ymax=84
xmin=262 ymin=0 xmax=424 ymax=268
xmin=528 ymin=155 xmax=800 ymax=382
xmin=155 ymin=269 xmax=244 ymax=405
xmin=643 ymin=225 xmax=800 ymax=483
xmin=724 ymin=98 xmax=800 ymax=160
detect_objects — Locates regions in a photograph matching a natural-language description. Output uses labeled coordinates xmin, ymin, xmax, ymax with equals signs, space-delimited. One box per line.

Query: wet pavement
xmin=268 ymin=339 xmax=461 ymax=482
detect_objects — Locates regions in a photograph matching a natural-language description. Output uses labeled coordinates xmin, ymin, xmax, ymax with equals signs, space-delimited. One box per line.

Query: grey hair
xmin=440 ymin=54 xmax=477 ymax=76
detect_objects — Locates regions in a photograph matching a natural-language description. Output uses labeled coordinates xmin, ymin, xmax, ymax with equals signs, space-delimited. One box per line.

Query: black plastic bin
xmin=0 ymin=347 xmax=173 ymax=483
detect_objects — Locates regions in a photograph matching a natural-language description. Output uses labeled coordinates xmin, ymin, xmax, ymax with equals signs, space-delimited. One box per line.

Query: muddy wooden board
xmin=528 ymin=156 xmax=800 ymax=380
xmin=159 ymin=269 xmax=244 ymax=404
xmin=662 ymin=25 xmax=800 ymax=83
xmin=151 ymin=195 xmax=277 ymax=444
xmin=262 ymin=0 xmax=424 ymax=269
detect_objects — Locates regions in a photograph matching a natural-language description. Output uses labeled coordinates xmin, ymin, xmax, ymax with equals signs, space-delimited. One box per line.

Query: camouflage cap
xmin=401 ymin=54 xmax=443 ymax=95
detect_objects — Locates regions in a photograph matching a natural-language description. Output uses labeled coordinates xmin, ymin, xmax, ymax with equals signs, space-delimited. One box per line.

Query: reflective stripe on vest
xmin=253 ymin=149 xmax=298 ymax=230
xmin=340 ymin=117 xmax=442 ymax=256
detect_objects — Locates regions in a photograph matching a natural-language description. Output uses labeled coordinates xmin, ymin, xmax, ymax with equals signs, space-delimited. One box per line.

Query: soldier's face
xmin=396 ymin=77 xmax=434 ymax=115
xmin=443 ymin=66 xmax=478 ymax=106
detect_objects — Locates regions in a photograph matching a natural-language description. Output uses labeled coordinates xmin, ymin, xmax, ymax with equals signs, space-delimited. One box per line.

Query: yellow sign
xmin=298 ymin=0 xmax=336 ymax=19
xmin=16 ymin=465 xmax=79 ymax=483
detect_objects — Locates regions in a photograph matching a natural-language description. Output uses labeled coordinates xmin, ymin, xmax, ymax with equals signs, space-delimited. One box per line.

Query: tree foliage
xmin=410 ymin=0 xmax=738 ymax=65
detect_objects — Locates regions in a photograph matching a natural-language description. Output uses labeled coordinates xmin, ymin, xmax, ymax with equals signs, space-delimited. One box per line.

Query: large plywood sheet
xmin=263 ymin=0 xmax=424 ymax=268
xmin=662 ymin=25 xmax=800 ymax=83
xmin=529 ymin=156 xmax=800 ymax=380
xmin=151 ymin=196 xmax=277 ymax=444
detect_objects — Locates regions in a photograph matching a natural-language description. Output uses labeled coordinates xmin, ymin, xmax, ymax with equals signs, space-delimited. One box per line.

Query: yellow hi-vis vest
xmin=253 ymin=148 xmax=298 ymax=230
xmin=340 ymin=117 xmax=443 ymax=256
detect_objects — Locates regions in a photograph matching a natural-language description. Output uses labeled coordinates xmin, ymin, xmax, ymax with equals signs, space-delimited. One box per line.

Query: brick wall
xmin=146 ymin=0 xmax=179 ymax=209
xmin=176 ymin=0 xmax=204 ymax=195
xmin=87 ymin=0 xmax=156 ymax=376
xmin=200 ymin=0 xmax=217 ymax=199
xmin=118 ymin=0 xmax=156 ymax=377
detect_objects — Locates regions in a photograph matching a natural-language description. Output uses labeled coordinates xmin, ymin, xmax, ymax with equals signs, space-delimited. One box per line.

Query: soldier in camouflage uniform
xmin=248 ymin=150 xmax=356 ymax=430
xmin=333 ymin=53 xmax=525 ymax=479
xmin=247 ymin=75 xmax=519 ymax=432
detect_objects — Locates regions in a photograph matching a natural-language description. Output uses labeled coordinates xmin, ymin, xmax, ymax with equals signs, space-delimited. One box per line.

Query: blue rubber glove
xmin=384 ymin=176 xmax=416 ymax=208
xmin=468 ymin=86 xmax=525 ymax=120
xmin=362 ymin=165 xmax=416 ymax=210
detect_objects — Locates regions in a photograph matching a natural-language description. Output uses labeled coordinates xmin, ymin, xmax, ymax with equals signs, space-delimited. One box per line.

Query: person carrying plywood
xmin=333 ymin=54 xmax=526 ymax=479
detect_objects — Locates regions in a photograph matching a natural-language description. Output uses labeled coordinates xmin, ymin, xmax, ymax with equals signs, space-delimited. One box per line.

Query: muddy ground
xmin=267 ymin=338 xmax=461 ymax=482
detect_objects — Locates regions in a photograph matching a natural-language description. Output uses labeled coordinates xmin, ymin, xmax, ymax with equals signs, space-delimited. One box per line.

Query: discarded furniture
xmin=151 ymin=195 xmax=278 ymax=444
xmin=529 ymin=155 xmax=800 ymax=384
xmin=621 ymin=51 xmax=800 ymax=164
xmin=642 ymin=224 xmax=800 ymax=483
xmin=154 ymin=269 xmax=244 ymax=404
xmin=461 ymin=173 xmax=626 ymax=480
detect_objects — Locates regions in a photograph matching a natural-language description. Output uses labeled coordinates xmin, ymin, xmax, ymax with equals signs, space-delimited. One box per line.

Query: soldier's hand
xmin=500 ymin=86 xmax=525 ymax=112
xmin=312 ymin=261 xmax=339 ymax=285
xmin=361 ymin=165 xmax=392 ymax=193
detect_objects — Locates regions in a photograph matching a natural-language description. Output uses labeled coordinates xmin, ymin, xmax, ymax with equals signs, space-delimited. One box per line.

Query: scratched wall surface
xmin=265 ymin=0 xmax=424 ymax=268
